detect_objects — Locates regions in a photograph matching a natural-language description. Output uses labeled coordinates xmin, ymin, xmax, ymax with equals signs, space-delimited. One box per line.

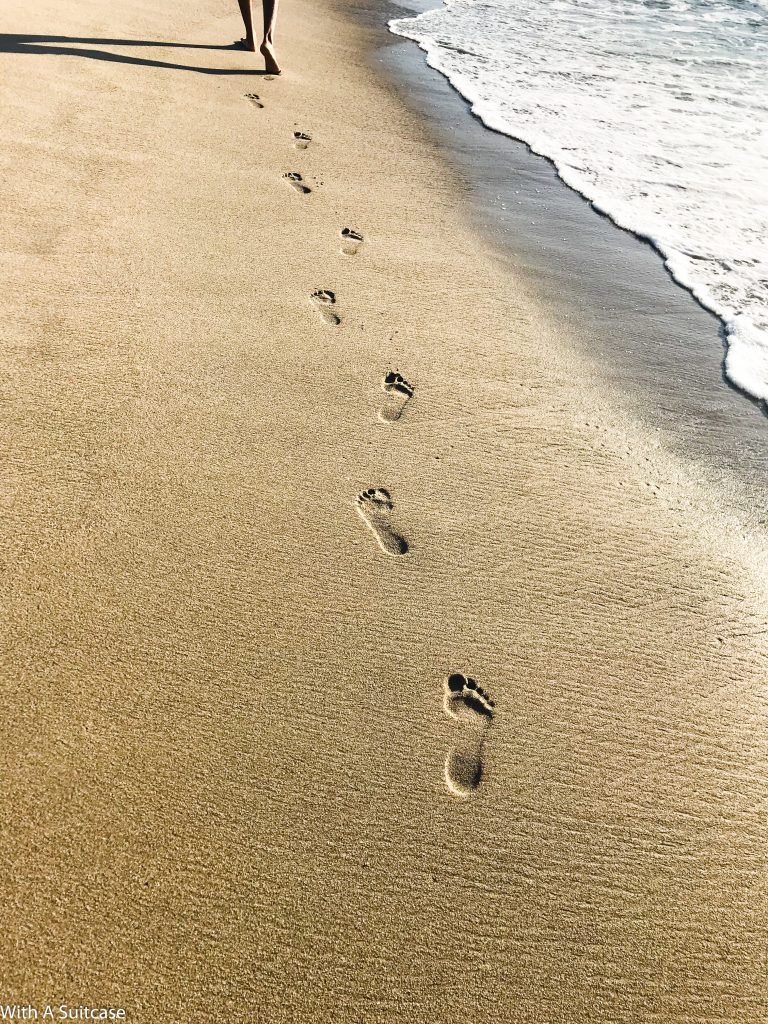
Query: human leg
xmin=260 ymin=0 xmax=281 ymax=74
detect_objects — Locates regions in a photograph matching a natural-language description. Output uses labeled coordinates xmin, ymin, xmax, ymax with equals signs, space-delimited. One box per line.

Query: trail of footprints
xmin=247 ymin=102 xmax=494 ymax=797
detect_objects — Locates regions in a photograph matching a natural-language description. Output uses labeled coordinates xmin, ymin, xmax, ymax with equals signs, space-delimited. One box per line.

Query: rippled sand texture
xmin=1 ymin=0 xmax=767 ymax=1020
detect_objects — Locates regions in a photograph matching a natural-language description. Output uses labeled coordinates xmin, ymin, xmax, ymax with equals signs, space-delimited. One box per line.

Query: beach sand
xmin=2 ymin=0 xmax=768 ymax=1020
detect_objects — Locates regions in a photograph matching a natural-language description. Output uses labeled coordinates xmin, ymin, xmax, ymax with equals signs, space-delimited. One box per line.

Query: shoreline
xmin=387 ymin=0 xmax=768 ymax=413
xmin=366 ymin=0 xmax=768 ymax=519
xmin=2 ymin=0 xmax=768 ymax=1020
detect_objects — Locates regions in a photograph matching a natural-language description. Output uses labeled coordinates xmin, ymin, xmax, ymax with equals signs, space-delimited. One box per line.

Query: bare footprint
xmin=283 ymin=172 xmax=311 ymax=195
xmin=379 ymin=371 xmax=414 ymax=422
xmin=244 ymin=93 xmax=264 ymax=108
xmin=340 ymin=227 xmax=363 ymax=256
xmin=294 ymin=131 xmax=311 ymax=150
xmin=311 ymin=290 xmax=341 ymax=325
xmin=356 ymin=488 xmax=408 ymax=556
xmin=443 ymin=673 xmax=495 ymax=798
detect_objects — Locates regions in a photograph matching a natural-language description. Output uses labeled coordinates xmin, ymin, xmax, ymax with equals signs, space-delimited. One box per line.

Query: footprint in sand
xmin=340 ymin=227 xmax=363 ymax=256
xmin=379 ymin=371 xmax=414 ymax=422
xmin=294 ymin=131 xmax=311 ymax=150
xmin=283 ymin=172 xmax=311 ymax=195
xmin=443 ymin=673 xmax=495 ymax=798
xmin=244 ymin=93 xmax=264 ymax=108
xmin=311 ymin=289 xmax=341 ymax=325
xmin=356 ymin=488 xmax=409 ymax=556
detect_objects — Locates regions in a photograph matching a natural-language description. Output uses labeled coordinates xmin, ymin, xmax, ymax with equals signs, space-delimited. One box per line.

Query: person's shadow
xmin=0 ymin=34 xmax=271 ymax=75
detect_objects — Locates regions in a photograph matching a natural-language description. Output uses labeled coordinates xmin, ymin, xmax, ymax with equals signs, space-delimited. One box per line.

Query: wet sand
xmin=2 ymin=0 xmax=768 ymax=1020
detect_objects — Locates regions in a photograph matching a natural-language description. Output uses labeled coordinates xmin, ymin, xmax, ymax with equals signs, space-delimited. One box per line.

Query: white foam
xmin=390 ymin=0 xmax=768 ymax=404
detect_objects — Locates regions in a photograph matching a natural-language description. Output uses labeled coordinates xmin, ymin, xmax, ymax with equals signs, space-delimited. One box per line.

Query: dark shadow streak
xmin=0 ymin=34 xmax=270 ymax=75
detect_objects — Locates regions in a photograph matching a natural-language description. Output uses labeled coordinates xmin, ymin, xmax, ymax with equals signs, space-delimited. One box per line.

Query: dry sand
xmin=2 ymin=0 xmax=768 ymax=1020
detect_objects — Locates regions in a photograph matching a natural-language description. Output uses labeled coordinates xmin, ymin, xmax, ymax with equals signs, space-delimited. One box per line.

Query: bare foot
xmin=260 ymin=40 xmax=282 ymax=75
xmin=238 ymin=36 xmax=257 ymax=53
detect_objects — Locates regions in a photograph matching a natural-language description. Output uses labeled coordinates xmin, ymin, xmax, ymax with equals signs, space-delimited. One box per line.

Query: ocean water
xmin=390 ymin=0 xmax=768 ymax=404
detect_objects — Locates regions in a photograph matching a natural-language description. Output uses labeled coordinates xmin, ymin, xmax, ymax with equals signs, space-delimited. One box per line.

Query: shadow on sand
xmin=0 ymin=34 xmax=270 ymax=75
